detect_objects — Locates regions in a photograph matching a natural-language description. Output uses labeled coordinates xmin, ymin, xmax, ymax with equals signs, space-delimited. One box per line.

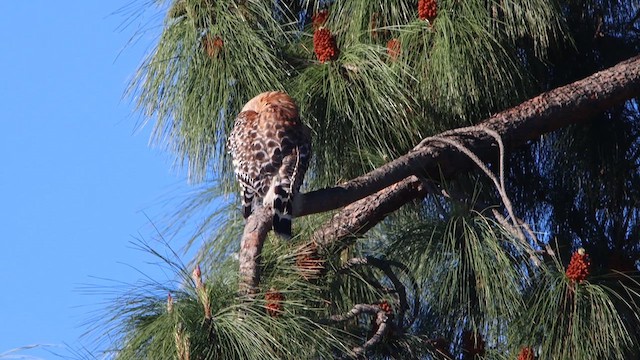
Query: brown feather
xmin=228 ymin=91 xmax=312 ymax=237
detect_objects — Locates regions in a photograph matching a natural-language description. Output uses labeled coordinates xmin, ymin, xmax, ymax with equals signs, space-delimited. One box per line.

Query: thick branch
xmin=295 ymin=55 xmax=640 ymax=218
xmin=305 ymin=55 xmax=640 ymax=250
xmin=239 ymin=55 xmax=640 ymax=295
xmin=238 ymin=206 xmax=272 ymax=297
xmin=312 ymin=176 xmax=425 ymax=246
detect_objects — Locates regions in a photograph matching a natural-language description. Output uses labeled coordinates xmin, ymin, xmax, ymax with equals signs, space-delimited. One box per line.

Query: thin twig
xmin=324 ymin=303 xmax=391 ymax=358
xmin=339 ymin=256 xmax=420 ymax=328
xmin=422 ymin=130 xmax=542 ymax=265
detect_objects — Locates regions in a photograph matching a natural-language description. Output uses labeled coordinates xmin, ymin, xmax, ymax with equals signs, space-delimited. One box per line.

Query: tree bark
xmin=239 ymin=55 xmax=640 ymax=294
xmin=296 ymin=55 xmax=640 ymax=218
xmin=306 ymin=55 xmax=640 ymax=251
xmin=238 ymin=206 xmax=272 ymax=296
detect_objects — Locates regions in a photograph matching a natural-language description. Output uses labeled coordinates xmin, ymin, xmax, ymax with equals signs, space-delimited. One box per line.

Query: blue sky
xmin=0 ymin=2 xmax=194 ymax=358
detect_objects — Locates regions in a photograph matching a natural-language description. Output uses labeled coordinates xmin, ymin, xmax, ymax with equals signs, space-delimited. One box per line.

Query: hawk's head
xmin=241 ymin=91 xmax=298 ymax=120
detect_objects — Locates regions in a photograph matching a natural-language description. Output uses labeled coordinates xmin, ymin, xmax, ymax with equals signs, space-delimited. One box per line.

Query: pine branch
xmin=238 ymin=206 xmax=272 ymax=297
xmin=338 ymin=256 xmax=420 ymax=329
xmin=238 ymin=55 xmax=640 ymax=296
xmin=311 ymin=176 xmax=426 ymax=247
xmin=323 ymin=303 xmax=391 ymax=358
xmin=301 ymin=54 xmax=640 ymax=250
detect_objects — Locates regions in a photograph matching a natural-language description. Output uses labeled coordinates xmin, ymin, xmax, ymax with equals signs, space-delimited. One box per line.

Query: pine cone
xmin=312 ymin=10 xmax=329 ymax=29
xmin=265 ymin=288 xmax=285 ymax=317
xmin=313 ymin=28 xmax=338 ymax=63
xmin=370 ymin=12 xmax=389 ymax=39
xmin=370 ymin=12 xmax=379 ymax=38
xmin=387 ymin=38 xmax=401 ymax=60
xmin=378 ymin=301 xmax=393 ymax=314
xmin=192 ymin=265 xmax=203 ymax=289
xmin=418 ymin=0 xmax=438 ymax=22
xmin=203 ymin=35 xmax=224 ymax=58
xmin=192 ymin=265 xmax=211 ymax=319
xmin=517 ymin=347 xmax=535 ymax=360
xmin=566 ymin=248 xmax=590 ymax=282
xmin=167 ymin=292 xmax=174 ymax=313
xmin=296 ymin=253 xmax=325 ymax=280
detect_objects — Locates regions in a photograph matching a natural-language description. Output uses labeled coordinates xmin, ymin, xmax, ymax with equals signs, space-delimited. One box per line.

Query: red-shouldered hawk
xmin=228 ymin=91 xmax=312 ymax=238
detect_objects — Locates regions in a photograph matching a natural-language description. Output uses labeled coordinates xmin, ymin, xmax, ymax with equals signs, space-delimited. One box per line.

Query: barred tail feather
xmin=242 ymin=189 xmax=254 ymax=219
xmin=272 ymin=184 xmax=293 ymax=238
xmin=273 ymin=212 xmax=292 ymax=238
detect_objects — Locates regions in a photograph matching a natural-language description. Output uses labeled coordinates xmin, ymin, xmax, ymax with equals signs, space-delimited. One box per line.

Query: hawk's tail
xmin=272 ymin=183 xmax=293 ymax=238
xmin=271 ymin=147 xmax=307 ymax=239
xmin=241 ymin=188 xmax=254 ymax=219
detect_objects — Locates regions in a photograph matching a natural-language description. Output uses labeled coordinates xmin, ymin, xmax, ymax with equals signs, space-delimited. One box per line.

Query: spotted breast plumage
xmin=227 ymin=91 xmax=312 ymax=238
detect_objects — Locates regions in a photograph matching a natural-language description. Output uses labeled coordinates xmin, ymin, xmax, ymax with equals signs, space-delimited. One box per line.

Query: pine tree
xmin=101 ymin=1 xmax=640 ymax=359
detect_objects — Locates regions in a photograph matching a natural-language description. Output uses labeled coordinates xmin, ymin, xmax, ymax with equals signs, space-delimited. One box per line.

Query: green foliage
xmin=384 ymin=186 xmax=640 ymax=357
xmin=290 ymin=42 xmax=419 ymax=183
xmin=99 ymin=242 xmax=353 ymax=359
xmin=109 ymin=0 xmax=640 ymax=359
xmin=130 ymin=0 xmax=290 ymax=183
xmin=132 ymin=0 xmax=565 ymax=185
xmin=161 ymin=183 xmax=245 ymax=270
xmin=403 ymin=2 xmax=528 ymax=119
xmin=512 ymin=260 xmax=640 ymax=359
xmin=384 ymin=203 xmax=528 ymax=355
xmin=512 ymin=111 xmax=640 ymax=264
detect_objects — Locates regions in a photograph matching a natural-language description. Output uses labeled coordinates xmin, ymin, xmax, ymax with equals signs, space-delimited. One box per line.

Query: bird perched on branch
xmin=228 ymin=91 xmax=312 ymax=238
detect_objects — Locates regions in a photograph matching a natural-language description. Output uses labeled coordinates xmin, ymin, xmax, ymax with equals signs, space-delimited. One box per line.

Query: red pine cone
xmin=566 ymin=248 xmax=590 ymax=282
xmin=370 ymin=12 xmax=379 ymax=38
xmin=387 ymin=38 xmax=401 ymax=60
xmin=313 ymin=28 xmax=338 ymax=63
xmin=369 ymin=301 xmax=396 ymax=338
xmin=418 ymin=0 xmax=438 ymax=22
xmin=517 ymin=347 xmax=535 ymax=360
xmin=265 ymin=288 xmax=285 ymax=317
xmin=203 ymin=35 xmax=224 ymax=58
xmin=312 ymin=10 xmax=329 ymax=29
xmin=461 ymin=330 xmax=486 ymax=357
xmin=378 ymin=301 xmax=393 ymax=314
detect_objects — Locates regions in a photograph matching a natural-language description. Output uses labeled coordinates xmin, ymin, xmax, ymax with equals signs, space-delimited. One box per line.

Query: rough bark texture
xmin=238 ymin=206 xmax=272 ymax=296
xmin=311 ymin=176 xmax=426 ymax=247
xmin=307 ymin=55 xmax=640 ymax=251
xmin=295 ymin=55 xmax=640 ymax=218
xmin=239 ymin=55 xmax=640 ymax=294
